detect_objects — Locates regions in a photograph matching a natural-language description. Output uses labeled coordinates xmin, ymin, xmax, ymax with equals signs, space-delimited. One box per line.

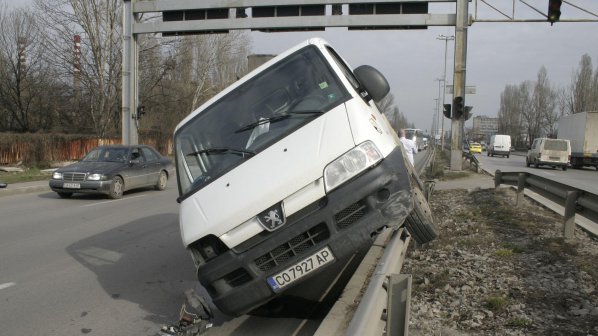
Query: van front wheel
xmin=404 ymin=187 xmax=438 ymax=245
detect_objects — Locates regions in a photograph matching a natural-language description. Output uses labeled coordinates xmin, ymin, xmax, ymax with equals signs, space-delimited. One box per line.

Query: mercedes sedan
xmin=49 ymin=145 xmax=174 ymax=199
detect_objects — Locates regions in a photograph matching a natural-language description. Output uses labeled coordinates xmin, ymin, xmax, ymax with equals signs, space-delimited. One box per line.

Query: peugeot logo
xmin=257 ymin=203 xmax=286 ymax=231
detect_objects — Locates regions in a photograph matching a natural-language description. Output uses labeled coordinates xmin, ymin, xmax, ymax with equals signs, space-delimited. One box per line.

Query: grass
xmin=507 ymin=317 xmax=532 ymax=328
xmin=0 ymin=168 xmax=52 ymax=184
xmin=485 ymin=296 xmax=508 ymax=312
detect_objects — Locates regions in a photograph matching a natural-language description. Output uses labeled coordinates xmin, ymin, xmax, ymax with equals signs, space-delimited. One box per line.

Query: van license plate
xmin=63 ymin=183 xmax=80 ymax=189
xmin=267 ymin=246 xmax=335 ymax=292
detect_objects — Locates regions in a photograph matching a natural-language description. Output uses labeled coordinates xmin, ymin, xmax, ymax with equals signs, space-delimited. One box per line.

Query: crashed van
xmin=173 ymin=38 xmax=437 ymax=316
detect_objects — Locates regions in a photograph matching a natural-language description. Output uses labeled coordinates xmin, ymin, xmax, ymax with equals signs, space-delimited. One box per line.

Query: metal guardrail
xmin=343 ymin=148 xmax=433 ymax=335
xmin=494 ymin=170 xmax=598 ymax=239
xmin=462 ymin=151 xmax=480 ymax=173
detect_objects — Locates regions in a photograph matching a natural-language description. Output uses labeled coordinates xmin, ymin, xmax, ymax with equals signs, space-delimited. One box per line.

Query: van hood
xmin=179 ymin=105 xmax=355 ymax=247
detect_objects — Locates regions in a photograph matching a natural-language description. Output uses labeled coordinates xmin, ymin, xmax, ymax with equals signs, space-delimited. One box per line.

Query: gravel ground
xmin=403 ymin=186 xmax=598 ymax=336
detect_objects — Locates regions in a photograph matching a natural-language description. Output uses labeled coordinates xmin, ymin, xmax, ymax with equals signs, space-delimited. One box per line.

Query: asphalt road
xmin=0 ymin=150 xmax=427 ymax=336
xmin=475 ymin=152 xmax=598 ymax=194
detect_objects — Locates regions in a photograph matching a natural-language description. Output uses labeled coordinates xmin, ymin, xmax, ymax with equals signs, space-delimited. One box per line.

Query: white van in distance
xmin=173 ymin=38 xmax=437 ymax=316
xmin=488 ymin=134 xmax=512 ymax=158
xmin=526 ymin=138 xmax=571 ymax=170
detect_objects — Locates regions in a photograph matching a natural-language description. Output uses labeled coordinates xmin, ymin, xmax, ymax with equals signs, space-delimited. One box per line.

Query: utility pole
xmin=437 ymin=34 xmax=454 ymax=151
xmin=436 ymin=78 xmax=443 ymax=144
xmin=122 ymin=0 xmax=139 ymax=145
xmin=451 ymin=0 xmax=469 ymax=171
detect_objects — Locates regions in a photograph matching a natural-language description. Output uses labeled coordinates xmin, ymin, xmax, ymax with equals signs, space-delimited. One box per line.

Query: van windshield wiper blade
xmin=186 ymin=147 xmax=255 ymax=157
xmin=235 ymin=114 xmax=292 ymax=133
xmin=290 ymin=110 xmax=324 ymax=115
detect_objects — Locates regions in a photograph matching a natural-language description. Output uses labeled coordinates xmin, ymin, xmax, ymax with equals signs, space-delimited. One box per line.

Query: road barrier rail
xmin=494 ymin=170 xmax=598 ymax=239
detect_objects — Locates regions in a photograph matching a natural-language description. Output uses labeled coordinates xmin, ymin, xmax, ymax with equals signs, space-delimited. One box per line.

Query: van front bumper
xmin=194 ymin=146 xmax=413 ymax=316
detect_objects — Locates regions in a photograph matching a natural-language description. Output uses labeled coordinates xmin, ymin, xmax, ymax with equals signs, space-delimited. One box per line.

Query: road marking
xmin=0 ymin=282 xmax=16 ymax=290
xmin=79 ymin=194 xmax=147 ymax=207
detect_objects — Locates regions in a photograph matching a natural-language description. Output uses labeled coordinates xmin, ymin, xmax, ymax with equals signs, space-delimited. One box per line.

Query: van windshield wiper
xmin=290 ymin=110 xmax=325 ymax=115
xmin=186 ymin=147 xmax=255 ymax=157
xmin=235 ymin=114 xmax=292 ymax=133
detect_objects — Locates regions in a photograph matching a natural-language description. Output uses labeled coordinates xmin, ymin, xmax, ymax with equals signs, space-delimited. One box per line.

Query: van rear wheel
xmin=404 ymin=187 xmax=438 ymax=245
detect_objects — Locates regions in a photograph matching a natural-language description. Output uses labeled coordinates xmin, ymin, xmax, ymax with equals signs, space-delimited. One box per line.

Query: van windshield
xmin=544 ymin=140 xmax=568 ymax=151
xmin=174 ymin=45 xmax=350 ymax=196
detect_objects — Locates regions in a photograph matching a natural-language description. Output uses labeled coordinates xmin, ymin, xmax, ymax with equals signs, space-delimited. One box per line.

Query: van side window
xmin=326 ymin=46 xmax=361 ymax=92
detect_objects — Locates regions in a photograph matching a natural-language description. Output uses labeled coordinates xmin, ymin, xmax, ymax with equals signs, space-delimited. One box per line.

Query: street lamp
xmin=435 ymin=78 xmax=443 ymax=143
xmin=437 ymin=34 xmax=455 ymax=150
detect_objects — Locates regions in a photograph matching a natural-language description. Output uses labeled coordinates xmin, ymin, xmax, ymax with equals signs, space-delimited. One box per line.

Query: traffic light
xmin=453 ymin=96 xmax=464 ymax=118
xmin=443 ymin=104 xmax=451 ymax=119
xmin=135 ymin=105 xmax=146 ymax=120
xmin=548 ymin=0 xmax=562 ymax=25
xmin=464 ymin=106 xmax=473 ymax=120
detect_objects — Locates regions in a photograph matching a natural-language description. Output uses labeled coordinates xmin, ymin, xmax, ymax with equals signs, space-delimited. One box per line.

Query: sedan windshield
xmin=82 ymin=148 xmax=129 ymax=163
xmin=175 ymin=45 xmax=350 ymax=195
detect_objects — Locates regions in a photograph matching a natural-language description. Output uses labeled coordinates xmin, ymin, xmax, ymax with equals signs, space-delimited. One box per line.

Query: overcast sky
xmin=248 ymin=1 xmax=598 ymax=134
xmin=5 ymin=0 xmax=598 ymax=134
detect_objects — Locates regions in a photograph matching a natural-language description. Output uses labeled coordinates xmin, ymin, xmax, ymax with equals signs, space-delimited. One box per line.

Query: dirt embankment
xmin=403 ymin=186 xmax=598 ymax=336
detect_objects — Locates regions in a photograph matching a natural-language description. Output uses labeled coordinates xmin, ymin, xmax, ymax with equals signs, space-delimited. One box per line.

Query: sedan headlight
xmin=87 ymin=173 xmax=106 ymax=181
xmin=52 ymin=172 xmax=63 ymax=180
xmin=324 ymin=141 xmax=383 ymax=192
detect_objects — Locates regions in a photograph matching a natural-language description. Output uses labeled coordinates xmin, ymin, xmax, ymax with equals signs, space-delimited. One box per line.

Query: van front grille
xmin=335 ymin=201 xmax=367 ymax=229
xmin=254 ymin=223 xmax=329 ymax=272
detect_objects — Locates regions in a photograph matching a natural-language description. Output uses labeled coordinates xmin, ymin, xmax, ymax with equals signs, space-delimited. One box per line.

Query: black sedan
xmin=49 ymin=145 xmax=174 ymax=199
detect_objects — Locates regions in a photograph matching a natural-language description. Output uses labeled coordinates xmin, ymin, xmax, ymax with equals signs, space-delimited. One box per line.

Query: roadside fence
xmin=494 ymin=170 xmax=598 ymax=239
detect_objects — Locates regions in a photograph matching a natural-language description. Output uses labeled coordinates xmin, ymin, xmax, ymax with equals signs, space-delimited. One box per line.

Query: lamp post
xmin=437 ymin=34 xmax=454 ymax=151
xmin=435 ymin=78 xmax=443 ymax=144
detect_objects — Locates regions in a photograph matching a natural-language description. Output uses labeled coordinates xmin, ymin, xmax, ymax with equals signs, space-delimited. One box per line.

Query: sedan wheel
xmin=155 ymin=171 xmax=167 ymax=190
xmin=109 ymin=176 xmax=124 ymax=199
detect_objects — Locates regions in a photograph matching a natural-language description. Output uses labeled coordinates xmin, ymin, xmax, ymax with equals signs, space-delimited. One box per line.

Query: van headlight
xmin=324 ymin=141 xmax=383 ymax=192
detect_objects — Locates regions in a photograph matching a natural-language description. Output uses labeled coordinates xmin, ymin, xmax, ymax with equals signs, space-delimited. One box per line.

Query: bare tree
xmin=497 ymin=84 xmax=524 ymax=146
xmin=533 ymin=67 xmax=558 ymax=138
xmin=0 ymin=5 xmax=59 ymax=132
xmin=566 ymin=54 xmax=595 ymax=114
xmin=34 ymin=0 xmax=123 ymax=137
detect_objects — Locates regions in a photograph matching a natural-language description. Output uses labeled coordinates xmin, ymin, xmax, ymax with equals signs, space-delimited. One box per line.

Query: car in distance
xmin=49 ymin=144 xmax=174 ymax=199
xmin=469 ymin=142 xmax=482 ymax=154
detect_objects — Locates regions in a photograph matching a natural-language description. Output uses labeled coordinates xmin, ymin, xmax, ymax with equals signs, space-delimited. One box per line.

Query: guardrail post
xmin=387 ymin=274 xmax=412 ymax=336
xmin=494 ymin=170 xmax=502 ymax=189
xmin=516 ymin=173 xmax=526 ymax=207
xmin=564 ymin=191 xmax=579 ymax=239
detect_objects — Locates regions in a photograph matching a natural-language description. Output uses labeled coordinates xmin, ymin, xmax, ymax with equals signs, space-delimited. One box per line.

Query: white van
xmin=173 ymin=38 xmax=437 ymax=316
xmin=488 ymin=134 xmax=511 ymax=158
xmin=526 ymin=138 xmax=571 ymax=170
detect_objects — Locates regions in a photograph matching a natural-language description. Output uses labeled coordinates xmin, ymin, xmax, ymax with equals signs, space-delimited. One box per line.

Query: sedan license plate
xmin=63 ymin=183 xmax=80 ymax=189
xmin=267 ymin=247 xmax=335 ymax=292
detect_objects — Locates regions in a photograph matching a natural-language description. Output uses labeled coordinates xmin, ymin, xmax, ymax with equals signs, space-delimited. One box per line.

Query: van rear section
xmin=173 ymin=38 xmax=436 ymax=316
xmin=488 ymin=135 xmax=511 ymax=158
xmin=526 ymin=138 xmax=570 ymax=170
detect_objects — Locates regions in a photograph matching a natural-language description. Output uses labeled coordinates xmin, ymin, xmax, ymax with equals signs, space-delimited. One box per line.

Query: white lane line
xmin=79 ymin=194 xmax=147 ymax=207
xmin=0 ymin=282 xmax=16 ymax=290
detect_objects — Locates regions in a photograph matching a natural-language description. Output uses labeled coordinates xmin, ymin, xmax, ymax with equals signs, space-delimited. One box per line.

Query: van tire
xmin=404 ymin=187 xmax=438 ymax=245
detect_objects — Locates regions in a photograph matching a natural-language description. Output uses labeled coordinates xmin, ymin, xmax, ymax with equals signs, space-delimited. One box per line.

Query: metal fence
xmin=494 ymin=170 xmax=598 ymax=239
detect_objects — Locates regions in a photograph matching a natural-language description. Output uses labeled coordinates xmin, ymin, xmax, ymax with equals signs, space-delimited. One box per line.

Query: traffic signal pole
xmin=450 ymin=0 xmax=469 ymax=171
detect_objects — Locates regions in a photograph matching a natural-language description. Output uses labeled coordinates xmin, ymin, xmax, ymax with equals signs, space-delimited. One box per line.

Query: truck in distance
xmin=557 ymin=111 xmax=598 ymax=169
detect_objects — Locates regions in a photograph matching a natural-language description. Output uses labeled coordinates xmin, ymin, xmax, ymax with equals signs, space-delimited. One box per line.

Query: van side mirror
xmin=353 ymin=65 xmax=390 ymax=102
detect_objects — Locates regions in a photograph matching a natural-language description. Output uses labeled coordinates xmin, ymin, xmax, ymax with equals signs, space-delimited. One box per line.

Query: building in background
xmin=472 ymin=115 xmax=498 ymax=143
